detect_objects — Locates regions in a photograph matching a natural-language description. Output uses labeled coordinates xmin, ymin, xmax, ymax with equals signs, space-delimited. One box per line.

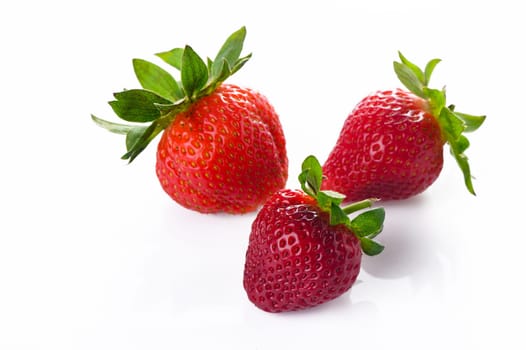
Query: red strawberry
xmin=243 ymin=156 xmax=384 ymax=313
xmin=92 ymin=27 xmax=288 ymax=213
xmin=322 ymin=52 xmax=485 ymax=201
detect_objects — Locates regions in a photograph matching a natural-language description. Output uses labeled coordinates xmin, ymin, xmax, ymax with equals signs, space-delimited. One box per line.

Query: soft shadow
xmin=361 ymin=195 xmax=449 ymax=289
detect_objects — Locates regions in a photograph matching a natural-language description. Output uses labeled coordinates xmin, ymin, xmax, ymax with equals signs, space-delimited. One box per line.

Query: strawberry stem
xmin=341 ymin=198 xmax=378 ymax=215
xmin=298 ymin=155 xmax=385 ymax=256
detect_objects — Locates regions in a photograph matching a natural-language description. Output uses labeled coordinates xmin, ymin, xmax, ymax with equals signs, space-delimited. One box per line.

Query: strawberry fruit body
xmin=322 ymin=52 xmax=485 ymax=201
xmin=243 ymin=156 xmax=384 ymax=313
xmin=92 ymin=27 xmax=288 ymax=213
xmin=156 ymin=84 xmax=287 ymax=213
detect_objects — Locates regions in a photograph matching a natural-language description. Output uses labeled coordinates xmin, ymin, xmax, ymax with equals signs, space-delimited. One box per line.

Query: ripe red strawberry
xmin=92 ymin=27 xmax=288 ymax=213
xmin=322 ymin=52 xmax=485 ymax=201
xmin=243 ymin=156 xmax=384 ymax=313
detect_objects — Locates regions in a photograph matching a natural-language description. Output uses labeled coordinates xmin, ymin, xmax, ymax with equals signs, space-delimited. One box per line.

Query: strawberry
xmin=243 ymin=156 xmax=384 ymax=313
xmin=92 ymin=27 xmax=288 ymax=213
xmin=322 ymin=52 xmax=486 ymax=201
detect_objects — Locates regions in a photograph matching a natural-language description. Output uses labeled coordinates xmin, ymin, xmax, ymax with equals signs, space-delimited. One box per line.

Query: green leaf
xmin=121 ymin=120 xmax=164 ymax=163
xmin=317 ymin=190 xmax=345 ymax=212
xmin=155 ymin=48 xmax=184 ymax=70
xmin=393 ymin=61 xmax=425 ymax=98
xmin=316 ymin=191 xmax=332 ymax=211
xmin=424 ymin=87 xmax=446 ymax=116
xmin=91 ymin=115 xmax=133 ymax=135
xmin=456 ymin=134 xmax=470 ymax=155
xmin=450 ymin=146 xmax=475 ymax=195
xmin=424 ymin=58 xmax=441 ymax=86
xmin=298 ymin=169 xmax=314 ymax=198
xmin=125 ymin=125 xmax=149 ymax=151
xmin=109 ymin=89 xmax=171 ymax=123
xmin=299 ymin=155 xmax=323 ymax=197
xmin=398 ymin=51 xmax=425 ymax=85
xmin=350 ymin=208 xmax=385 ymax=238
xmin=132 ymin=58 xmax=183 ymax=101
xmin=360 ymin=238 xmax=385 ymax=256
xmin=453 ymin=111 xmax=486 ymax=132
xmin=152 ymin=97 xmax=188 ymax=114
xmin=440 ymin=108 xmax=477 ymax=195
xmin=181 ymin=45 xmax=208 ymax=99
xmin=206 ymin=57 xmax=214 ymax=73
xmin=212 ymin=26 xmax=247 ymax=79
xmin=438 ymin=107 xmax=465 ymax=142
xmin=329 ymin=202 xmax=351 ymax=226
xmin=319 ymin=190 xmax=346 ymax=202
xmin=230 ymin=53 xmax=252 ymax=75
xmin=212 ymin=58 xmax=232 ymax=86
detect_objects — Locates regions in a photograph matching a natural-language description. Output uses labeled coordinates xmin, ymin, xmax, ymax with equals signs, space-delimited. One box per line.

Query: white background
xmin=1 ymin=0 xmax=524 ymax=349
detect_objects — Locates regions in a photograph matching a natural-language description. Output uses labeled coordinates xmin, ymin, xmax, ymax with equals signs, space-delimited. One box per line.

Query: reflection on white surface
xmin=362 ymin=198 xmax=452 ymax=287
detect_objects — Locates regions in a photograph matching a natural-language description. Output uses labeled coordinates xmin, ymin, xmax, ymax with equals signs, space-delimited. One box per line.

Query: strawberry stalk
xmin=92 ymin=27 xmax=251 ymax=163
xmin=341 ymin=198 xmax=379 ymax=215
xmin=298 ymin=156 xmax=385 ymax=256
xmin=394 ymin=52 xmax=486 ymax=195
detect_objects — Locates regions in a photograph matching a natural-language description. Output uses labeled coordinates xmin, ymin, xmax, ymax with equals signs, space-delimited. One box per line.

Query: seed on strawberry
xmin=243 ymin=155 xmax=384 ymax=313
xmin=322 ymin=52 xmax=486 ymax=201
xmin=92 ymin=27 xmax=288 ymax=213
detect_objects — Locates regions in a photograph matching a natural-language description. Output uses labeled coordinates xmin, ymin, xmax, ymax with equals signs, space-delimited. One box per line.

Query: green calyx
xmin=91 ymin=26 xmax=251 ymax=163
xmin=393 ymin=52 xmax=486 ymax=195
xmin=298 ymin=156 xmax=385 ymax=256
